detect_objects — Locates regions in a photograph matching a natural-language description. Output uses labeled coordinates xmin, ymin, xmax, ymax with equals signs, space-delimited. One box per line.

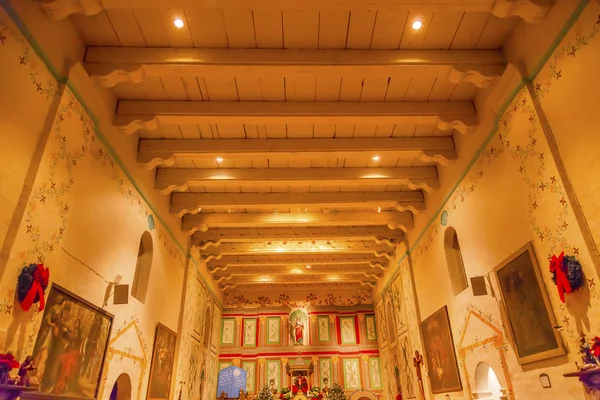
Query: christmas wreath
xmin=17 ymin=263 xmax=50 ymax=312
xmin=549 ymin=252 xmax=584 ymax=303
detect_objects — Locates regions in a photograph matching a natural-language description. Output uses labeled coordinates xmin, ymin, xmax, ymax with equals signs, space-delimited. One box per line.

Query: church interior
xmin=0 ymin=0 xmax=599 ymax=399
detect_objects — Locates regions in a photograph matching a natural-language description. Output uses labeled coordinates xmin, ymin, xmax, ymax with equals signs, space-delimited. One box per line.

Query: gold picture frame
xmin=493 ymin=242 xmax=565 ymax=365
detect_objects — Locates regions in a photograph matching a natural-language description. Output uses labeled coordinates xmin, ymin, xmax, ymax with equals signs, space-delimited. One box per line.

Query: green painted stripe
xmin=378 ymin=0 xmax=591 ymax=297
xmin=0 ymin=0 xmax=220 ymax=302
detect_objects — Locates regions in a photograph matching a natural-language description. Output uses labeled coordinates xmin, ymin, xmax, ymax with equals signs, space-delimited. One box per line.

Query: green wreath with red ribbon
xmin=17 ymin=263 xmax=50 ymax=312
xmin=549 ymin=252 xmax=584 ymax=303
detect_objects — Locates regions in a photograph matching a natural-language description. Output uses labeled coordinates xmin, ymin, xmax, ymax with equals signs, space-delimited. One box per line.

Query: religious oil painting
xmin=147 ymin=323 xmax=177 ymax=400
xmin=494 ymin=242 xmax=565 ymax=364
xmin=31 ymin=284 xmax=113 ymax=397
xmin=420 ymin=306 xmax=461 ymax=393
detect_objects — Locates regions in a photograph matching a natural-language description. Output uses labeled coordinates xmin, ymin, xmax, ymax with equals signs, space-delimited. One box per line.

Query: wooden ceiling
xmin=36 ymin=0 xmax=553 ymax=294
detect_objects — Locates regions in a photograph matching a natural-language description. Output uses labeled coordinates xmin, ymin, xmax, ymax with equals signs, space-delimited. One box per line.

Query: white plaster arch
xmin=350 ymin=390 xmax=379 ymax=400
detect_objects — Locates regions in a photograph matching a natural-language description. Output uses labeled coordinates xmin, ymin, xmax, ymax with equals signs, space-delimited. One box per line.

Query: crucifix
xmin=413 ymin=351 xmax=425 ymax=400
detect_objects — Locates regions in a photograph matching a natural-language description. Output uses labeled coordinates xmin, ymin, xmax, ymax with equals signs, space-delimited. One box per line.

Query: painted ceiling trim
xmin=0 ymin=0 xmax=220 ymax=302
xmin=376 ymin=0 xmax=591 ymax=298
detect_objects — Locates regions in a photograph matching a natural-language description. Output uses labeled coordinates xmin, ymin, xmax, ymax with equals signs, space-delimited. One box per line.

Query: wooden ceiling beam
xmin=213 ymin=263 xmax=381 ymax=277
xmin=36 ymin=0 xmax=552 ymax=23
xmin=191 ymin=226 xmax=404 ymax=248
xmin=114 ymin=101 xmax=477 ymax=135
xmin=222 ymin=281 xmax=376 ymax=291
xmin=200 ymin=241 xmax=395 ymax=260
xmin=84 ymin=47 xmax=506 ymax=89
xmin=139 ymin=137 xmax=457 ymax=169
xmin=182 ymin=211 xmax=413 ymax=234
xmin=224 ymin=275 xmax=373 ymax=285
xmin=172 ymin=191 xmax=425 ymax=217
xmin=157 ymin=167 xmax=439 ymax=194
xmin=207 ymin=253 xmax=390 ymax=273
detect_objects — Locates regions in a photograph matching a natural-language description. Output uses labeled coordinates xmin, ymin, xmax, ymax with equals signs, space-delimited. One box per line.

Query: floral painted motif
xmin=223 ymin=290 xmax=373 ymax=309
xmin=0 ymin=13 xmax=60 ymax=99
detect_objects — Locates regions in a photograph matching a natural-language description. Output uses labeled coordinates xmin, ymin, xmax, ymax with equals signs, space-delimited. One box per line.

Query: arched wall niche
xmin=385 ymin=300 xmax=397 ymax=345
xmin=443 ymin=227 xmax=469 ymax=295
xmin=349 ymin=390 xmax=378 ymax=400
xmin=474 ymin=362 xmax=505 ymax=400
xmin=110 ymin=373 xmax=132 ymax=400
xmin=203 ymin=306 xmax=213 ymax=348
xmin=132 ymin=231 xmax=153 ymax=303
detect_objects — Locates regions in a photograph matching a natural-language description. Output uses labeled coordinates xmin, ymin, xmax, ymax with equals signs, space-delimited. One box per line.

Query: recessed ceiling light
xmin=215 ymin=157 xmax=223 ymax=162
xmin=174 ymin=18 xmax=184 ymax=28
xmin=372 ymin=155 xmax=380 ymax=161
xmin=412 ymin=20 xmax=422 ymax=30
xmin=306 ymin=265 xmax=311 ymax=269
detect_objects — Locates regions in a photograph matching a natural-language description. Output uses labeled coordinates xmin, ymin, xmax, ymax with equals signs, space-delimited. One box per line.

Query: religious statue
xmin=18 ymin=356 xmax=35 ymax=386
xmin=291 ymin=317 xmax=305 ymax=345
xmin=579 ymin=332 xmax=598 ymax=369
xmin=413 ymin=351 xmax=425 ymax=400
xmin=322 ymin=377 xmax=330 ymax=395
xmin=218 ymin=391 xmax=227 ymax=400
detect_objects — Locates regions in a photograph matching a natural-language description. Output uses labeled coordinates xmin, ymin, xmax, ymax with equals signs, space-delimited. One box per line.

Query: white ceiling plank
xmin=41 ymin=0 xmax=552 ymax=23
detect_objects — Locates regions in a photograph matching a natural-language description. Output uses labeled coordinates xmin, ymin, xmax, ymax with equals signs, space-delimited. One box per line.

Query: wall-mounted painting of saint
xmin=420 ymin=305 xmax=462 ymax=394
xmin=31 ymin=284 xmax=113 ymax=398
xmin=147 ymin=323 xmax=177 ymax=400
xmin=494 ymin=242 xmax=565 ymax=364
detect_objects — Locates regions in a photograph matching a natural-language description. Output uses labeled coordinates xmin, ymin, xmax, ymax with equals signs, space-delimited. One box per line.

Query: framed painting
xmin=221 ymin=318 xmax=235 ymax=346
xmin=398 ymin=334 xmax=415 ymax=398
xmin=340 ymin=316 xmax=357 ymax=345
xmin=494 ymin=242 xmax=565 ymax=364
xmin=316 ymin=316 xmax=331 ymax=343
xmin=242 ymin=361 xmax=256 ymax=394
xmin=187 ymin=338 xmax=202 ymax=400
xmin=266 ymin=317 xmax=281 ymax=345
xmin=342 ymin=358 xmax=361 ymax=390
xmin=319 ymin=358 xmax=332 ymax=388
xmin=369 ymin=357 xmax=383 ymax=390
xmin=242 ymin=318 xmax=257 ymax=347
xmin=31 ymin=283 xmax=113 ymax=397
xmin=147 ymin=323 xmax=177 ymax=400
xmin=265 ymin=360 xmax=281 ymax=390
xmin=420 ymin=306 xmax=462 ymax=394
xmin=365 ymin=315 xmax=378 ymax=342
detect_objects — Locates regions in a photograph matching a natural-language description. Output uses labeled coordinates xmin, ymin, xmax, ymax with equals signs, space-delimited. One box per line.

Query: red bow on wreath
xmin=549 ymin=252 xmax=572 ymax=303
xmin=0 ymin=353 xmax=20 ymax=370
xmin=21 ymin=264 xmax=50 ymax=312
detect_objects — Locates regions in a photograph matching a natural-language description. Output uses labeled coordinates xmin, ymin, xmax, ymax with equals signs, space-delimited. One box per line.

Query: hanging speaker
xmin=113 ymin=284 xmax=130 ymax=305
xmin=470 ymin=276 xmax=488 ymax=296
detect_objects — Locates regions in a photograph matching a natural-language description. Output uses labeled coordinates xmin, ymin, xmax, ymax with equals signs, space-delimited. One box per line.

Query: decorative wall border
xmin=457 ymin=305 xmax=514 ymax=400
xmin=377 ymin=0 xmax=593 ymax=298
xmin=0 ymin=0 xmax=220 ymax=303
xmin=98 ymin=318 xmax=150 ymax=400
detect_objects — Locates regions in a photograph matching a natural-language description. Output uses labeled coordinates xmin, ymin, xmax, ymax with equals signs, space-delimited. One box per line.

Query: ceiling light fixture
xmin=377 ymin=206 xmax=381 ymax=213
xmin=412 ymin=20 xmax=422 ymax=30
xmin=174 ymin=18 xmax=184 ymax=28
xmin=215 ymin=157 xmax=223 ymax=162
xmin=372 ymin=155 xmax=380 ymax=161
xmin=306 ymin=265 xmax=311 ymax=269
xmin=197 ymin=206 xmax=202 ymax=212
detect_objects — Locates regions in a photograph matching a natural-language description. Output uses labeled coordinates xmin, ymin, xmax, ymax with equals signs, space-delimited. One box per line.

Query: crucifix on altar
xmin=286 ymin=361 xmax=315 ymax=392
